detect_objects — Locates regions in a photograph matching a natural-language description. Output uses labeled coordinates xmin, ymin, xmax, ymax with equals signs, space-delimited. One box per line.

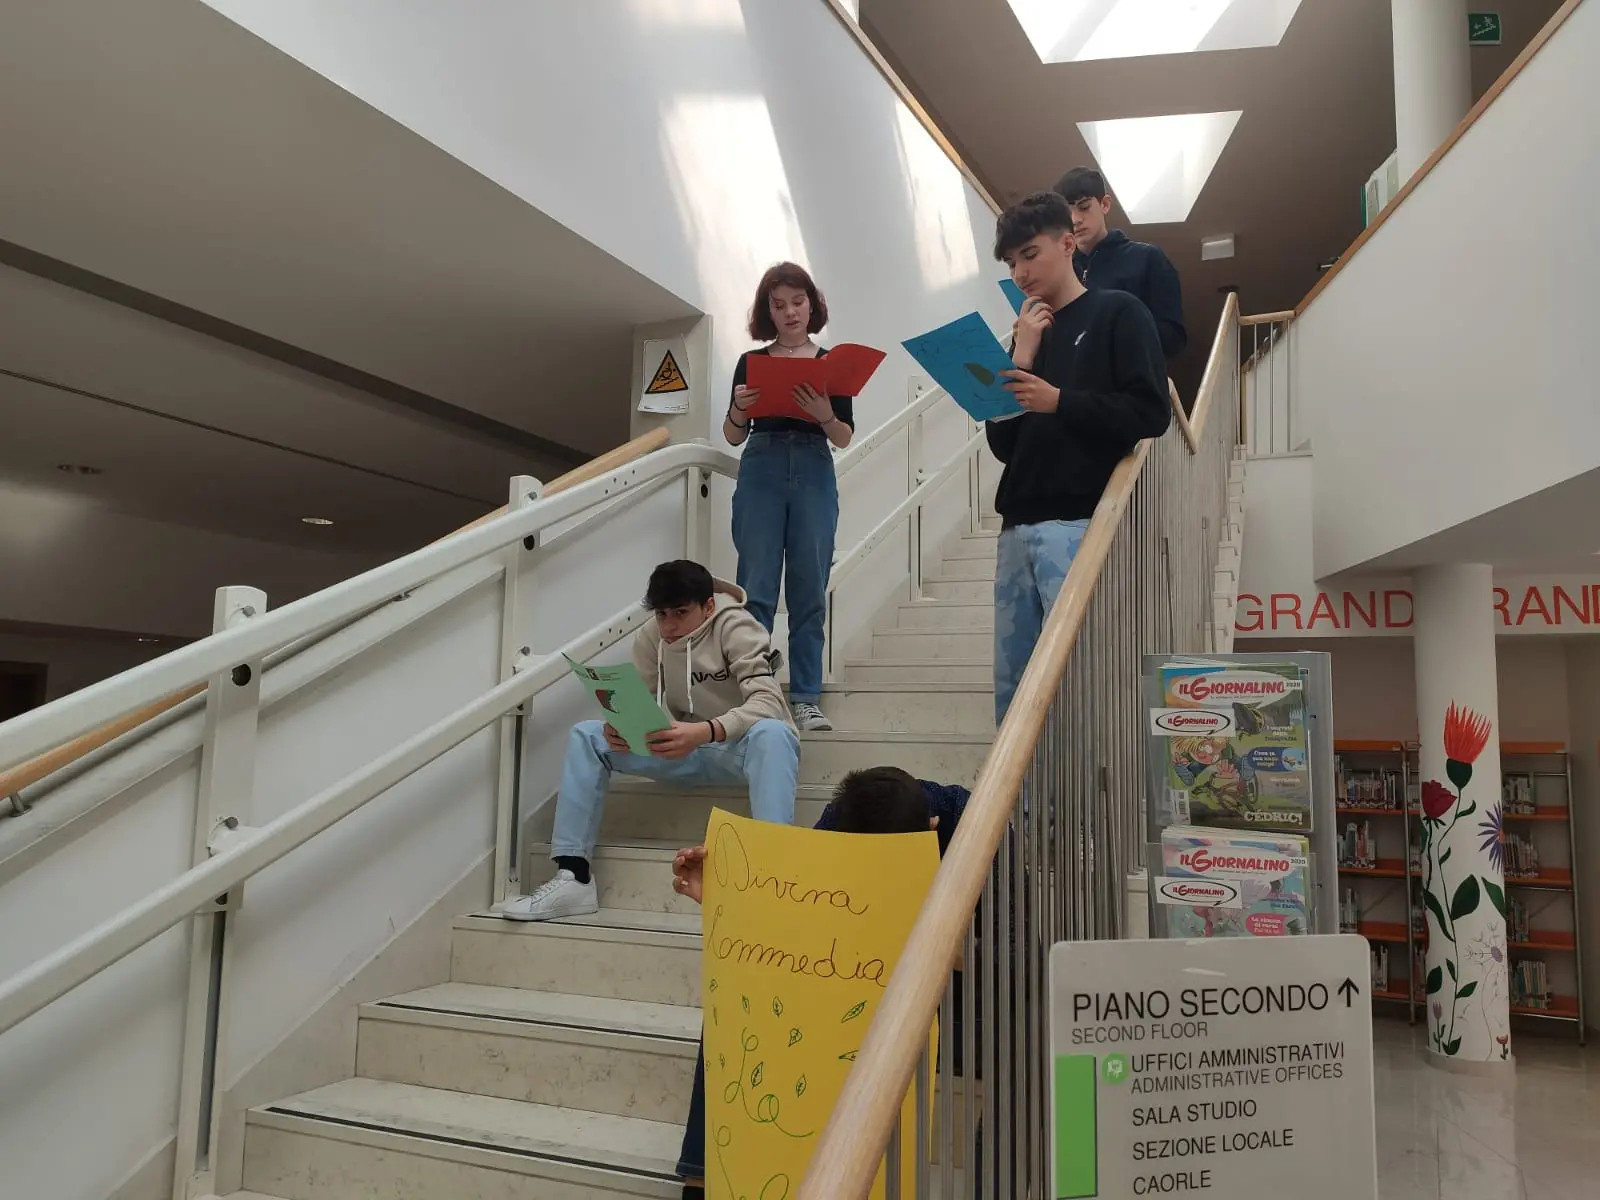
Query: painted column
xmin=1391 ymin=0 xmax=1473 ymax=180
xmin=1413 ymin=563 xmax=1511 ymax=1067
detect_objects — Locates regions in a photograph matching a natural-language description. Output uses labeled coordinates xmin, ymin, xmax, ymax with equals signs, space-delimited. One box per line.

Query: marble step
xmin=818 ymin=682 xmax=993 ymax=735
xmin=872 ymin=627 xmax=992 ymax=661
xmin=242 ymin=1078 xmax=683 ymax=1199
xmin=245 ymin=1078 xmax=970 ymax=1200
xmin=925 ymin=556 xmax=996 ymax=582
xmin=451 ymin=911 xmax=702 ymax=1006
xmin=889 ymin=599 xmax=993 ymax=631
xmin=356 ymin=983 xmax=699 ymax=1122
xmin=523 ymin=840 xmax=698 ymax=916
xmin=843 ymin=657 xmax=993 ymax=686
xmin=939 ymin=537 xmax=999 ymax=561
xmin=797 ymin=730 xmax=990 ymax=786
xmin=921 ymin=578 xmax=992 ymax=602
xmin=596 ymin=781 xmax=831 ymax=844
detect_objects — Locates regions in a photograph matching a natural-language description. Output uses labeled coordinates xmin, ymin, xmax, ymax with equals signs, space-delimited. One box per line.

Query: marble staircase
xmin=229 ymin=521 xmax=1000 ymax=1200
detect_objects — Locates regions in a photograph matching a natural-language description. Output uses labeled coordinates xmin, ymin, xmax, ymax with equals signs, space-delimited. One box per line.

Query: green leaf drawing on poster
xmin=1425 ymin=966 xmax=1443 ymax=995
xmin=1456 ymin=980 xmax=1478 ymax=1001
xmin=788 ymin=1028 xmax=803 ymax=1047
xmin=841 ymin=1001 xmax=867 ymax=1024
xmin=1484 ymin=878 xmax=1507 ymax=918
xmin=1450 ymin=875 xmax=1480 ymax=921
xmin=795 ymin=1075 xmax=807 ymax=1098
xmin=839 ymin=1051 xmax=858 ymax=1062
xmin=772 ymin=998 xmax=784 ymax=1018
xmin=1446 ymin=959 xmax=1457 ymax=982
xmin=1423 ymin=890 xmax=1451 ymax=940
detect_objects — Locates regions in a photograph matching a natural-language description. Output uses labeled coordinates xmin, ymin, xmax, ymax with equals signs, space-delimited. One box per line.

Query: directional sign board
xmin=1050 ymin=934 xmax=1376 ymax=1199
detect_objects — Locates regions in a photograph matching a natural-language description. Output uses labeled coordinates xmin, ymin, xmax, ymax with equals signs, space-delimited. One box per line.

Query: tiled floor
xmin=1373 ymin=1017 xmax=1598 ymax=1199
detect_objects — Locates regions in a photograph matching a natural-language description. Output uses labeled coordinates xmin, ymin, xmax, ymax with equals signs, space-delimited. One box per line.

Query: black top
xmin=732 ymin=347 xmax=856 ymax=437
xmin=985 ymin=289 xmax=1170 ymax=528
xmin=1074 ymin=230 xmax=1187 ymax=358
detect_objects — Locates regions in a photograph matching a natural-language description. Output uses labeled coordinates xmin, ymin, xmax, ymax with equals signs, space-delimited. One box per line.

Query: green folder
xmin=564 ymin=654 xmax=674 ymax=755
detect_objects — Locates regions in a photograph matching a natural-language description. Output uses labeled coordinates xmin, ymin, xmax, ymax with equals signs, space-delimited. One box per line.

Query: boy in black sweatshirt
xmin=991 ymin=191 xmax=1171 ymax=723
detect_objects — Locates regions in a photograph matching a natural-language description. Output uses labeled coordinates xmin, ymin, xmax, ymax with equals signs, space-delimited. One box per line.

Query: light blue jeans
xmin=732 ymin=433 xmax=839 ymax=705
xmin=993 ymin=519 xmax=1091 ymax=725
xmin=549 ymin=719 xmax=800 ymax=860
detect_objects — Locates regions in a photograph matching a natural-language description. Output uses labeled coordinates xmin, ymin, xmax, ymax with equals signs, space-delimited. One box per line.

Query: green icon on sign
xmin=1468 ymin=12 xmax=1501 ymax=45
xmin=1101 ymin=1053 xmax=1130 ymax=1084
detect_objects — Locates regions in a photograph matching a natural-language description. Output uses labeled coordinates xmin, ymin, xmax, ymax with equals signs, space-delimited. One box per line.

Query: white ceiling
xmin=0 ymin=0 xmax=701 ymax=567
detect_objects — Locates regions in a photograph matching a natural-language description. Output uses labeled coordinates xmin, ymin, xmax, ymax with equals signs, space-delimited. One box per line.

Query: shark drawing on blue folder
xmin=902 ymin=312 xmax=1024 ymax=423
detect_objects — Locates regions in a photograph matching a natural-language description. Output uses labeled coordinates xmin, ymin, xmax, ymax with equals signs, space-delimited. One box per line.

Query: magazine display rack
xmin=1142 ymin=651 xmax=1338 ymax=941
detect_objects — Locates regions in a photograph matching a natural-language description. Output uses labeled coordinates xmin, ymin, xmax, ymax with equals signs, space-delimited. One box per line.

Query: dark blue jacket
xmin=813 ymin=780 xmax=970 ymax=856
xmin=1075 ymin=230 xmax=1187 ymax=358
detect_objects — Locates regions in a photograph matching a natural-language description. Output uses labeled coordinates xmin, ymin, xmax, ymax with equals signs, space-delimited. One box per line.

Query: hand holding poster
xmin=901 ymin=313 xmax=1024 ymax=423
xmin=744 ymin=345 xmax=886 ymax=421
xmin=700 ymin=810 xmax=939 ymax=1200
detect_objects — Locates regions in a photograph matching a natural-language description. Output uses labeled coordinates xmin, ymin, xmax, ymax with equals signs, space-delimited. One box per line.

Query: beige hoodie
xmin=631 ymin=579 xmax=795 ymax=742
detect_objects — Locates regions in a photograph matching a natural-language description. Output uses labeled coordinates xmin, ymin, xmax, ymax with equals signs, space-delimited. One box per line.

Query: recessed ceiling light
xmin=300 ymin=516 xmax=335 ymax=526
xmin=1007 ymin=0 xmax=1304 ymax=63
xmin=1077 ymin=111 xmax=1242 ymax=224
xmin=136 ymin=636 xmax=162 ymax=644
xmin=57 ymin=463 xmax=105 ymax=476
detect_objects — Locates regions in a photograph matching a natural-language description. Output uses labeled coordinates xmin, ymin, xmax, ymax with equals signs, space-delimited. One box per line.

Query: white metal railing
xmin=0 ymin=379 xmax=984 ymax=1199
xmin=826 ymin=381 xmax=985 ymax=676
xmin=1240 ymin=310 xmax=1301 ymax=456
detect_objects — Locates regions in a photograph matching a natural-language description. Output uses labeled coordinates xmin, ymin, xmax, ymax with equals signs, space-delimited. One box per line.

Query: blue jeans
xmin=993 ymin=519 xmax=1091 ymax=725
xmin=732 ymin=433 xmax=839 ymax=705
xmin=549 ymin=719 xmax=799 ymax=860
xmin=677 ymin=1038 xmax=708 ymax=1179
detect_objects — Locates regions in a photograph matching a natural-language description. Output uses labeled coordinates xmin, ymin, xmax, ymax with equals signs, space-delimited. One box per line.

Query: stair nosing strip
xmin=257 ymin=1107 xmax=682 ymax=1183
xmin=367 ymin=1001 xmax=700 ymax=1045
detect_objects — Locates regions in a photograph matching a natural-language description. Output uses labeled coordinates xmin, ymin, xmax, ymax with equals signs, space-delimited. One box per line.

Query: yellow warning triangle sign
xmin=645 ymin=349 xmax=689 ymax=394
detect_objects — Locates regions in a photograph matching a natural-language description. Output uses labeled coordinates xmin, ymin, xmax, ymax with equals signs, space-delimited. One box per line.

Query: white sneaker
xmin=791 ymin=702 xmax=833 ymax=732
xmin=499 ymin=870 xmax=598 ymax=922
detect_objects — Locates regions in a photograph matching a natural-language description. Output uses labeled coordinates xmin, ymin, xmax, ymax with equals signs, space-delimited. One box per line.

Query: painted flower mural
xmin=1419 ymin=702 xmax=1507 ymax=1058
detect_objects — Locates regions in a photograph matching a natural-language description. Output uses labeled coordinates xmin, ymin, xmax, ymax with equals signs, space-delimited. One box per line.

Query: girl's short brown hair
xmin=747 ymin=262 xmax=828 ymax=341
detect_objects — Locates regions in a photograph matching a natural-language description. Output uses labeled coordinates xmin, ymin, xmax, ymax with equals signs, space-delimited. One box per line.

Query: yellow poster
xmin=700 ymin=808 xmax=940 ymax=1200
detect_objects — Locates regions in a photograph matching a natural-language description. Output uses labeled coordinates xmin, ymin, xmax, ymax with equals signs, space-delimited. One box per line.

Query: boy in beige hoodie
xmin=501 ymin=560 xmax=799 ymax=920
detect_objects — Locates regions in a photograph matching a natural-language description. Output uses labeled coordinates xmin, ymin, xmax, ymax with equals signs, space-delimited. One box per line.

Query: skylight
xmin=1006 ymin=0 xmax=1303 ymax=63
xmin=1077 ymin=111 xmax=1242 ymax=224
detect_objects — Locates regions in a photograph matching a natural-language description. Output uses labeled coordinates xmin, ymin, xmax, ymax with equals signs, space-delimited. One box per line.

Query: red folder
xmin=745 ymin=344 xmax=887 ymax=421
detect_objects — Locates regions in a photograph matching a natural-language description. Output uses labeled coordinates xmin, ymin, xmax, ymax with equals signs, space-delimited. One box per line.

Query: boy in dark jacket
xmin=1055 ymin=165 xmax=1187 ymax=358
xmin=992 ymin=191 xmax=1172 ymax=723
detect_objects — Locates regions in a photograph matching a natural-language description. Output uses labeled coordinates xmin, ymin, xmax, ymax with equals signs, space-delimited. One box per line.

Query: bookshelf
xmin=1334 ymin=741 xmax=1419 ymax=1022
xmin=1345 ymin=742 xmax=1588 ymax=1042
xmin=1497 ymin=748 xmax=1585 ymax=1042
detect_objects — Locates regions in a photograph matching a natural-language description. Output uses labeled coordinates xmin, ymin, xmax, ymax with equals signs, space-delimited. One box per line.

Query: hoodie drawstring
xmin=655 ymin=629 xmax=697 ymax=717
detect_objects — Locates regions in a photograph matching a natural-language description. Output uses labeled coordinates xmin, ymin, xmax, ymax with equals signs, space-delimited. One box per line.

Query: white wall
xmin=200 ymin=0 xmax=1011 ymax=635
xmin=0 ymin=483 xmax=381 ymax=638
xmin=1297 ymin=0 xmax=1600 ymax=576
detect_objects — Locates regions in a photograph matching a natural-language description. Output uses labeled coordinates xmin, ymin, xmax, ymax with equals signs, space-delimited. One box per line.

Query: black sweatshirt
xmin=1074 ymin=230 xmax=1188 ymax=358
xmin=985 ymin=289 xmax=1171 ymax=528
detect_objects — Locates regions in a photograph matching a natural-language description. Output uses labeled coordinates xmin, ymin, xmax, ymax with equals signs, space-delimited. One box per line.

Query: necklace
xmin=772 ymin=339 xmax=813 ymax=356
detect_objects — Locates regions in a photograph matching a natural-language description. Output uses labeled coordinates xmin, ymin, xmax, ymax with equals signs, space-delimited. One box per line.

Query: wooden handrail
xmin=798 ymin=436 xmax=1153 ymax=1197
xmin=1188 ymin=290 xmax=1240 ymax=442
xmin=0 ymin=685 xmax=205 ymax=802
xmin=1239 ymin=310 xmax=1295 ymax=326
xmin=1168 ymin=379 xmax=1198 ymax=454
xmin=2 ymin=426 xmax=675 ymax=806
xmin=1295 ymin=0 xmax=1582 ymax=316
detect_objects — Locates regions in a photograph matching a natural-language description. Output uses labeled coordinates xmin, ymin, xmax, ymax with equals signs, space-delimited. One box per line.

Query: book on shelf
xmin=1411 ymin=946 xmax=1426 ymax=1001
xmin=1338 ymin=819 xmax=1377 ymax=870
xmin=1503 ymin=833 xmax=1541 ymax=880
xmin=1369 ymin=943 xmax=1389 ymax=993
xmin=1410 ymin=904 xmax=1425 ymax=938
xmin=1510 ymin=958 xmax=1551 ymax=1009
xmin=1334 ymin=759 xmax=1399 ymax=810
xmin=1507 ymin=895 xmax=1531 ymax=943
xmin=1502 ymin=774 xmax=1536 ymax=815
xmin=1339 ymin=887 xmax=1361 ymax=933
